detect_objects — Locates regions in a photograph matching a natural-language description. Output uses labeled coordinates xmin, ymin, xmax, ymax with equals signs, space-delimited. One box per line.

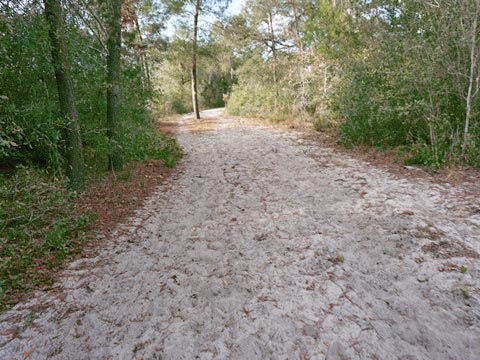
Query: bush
xmin=330 ymin=1 xmax=480 ymax=168
xmin=0 ymin=167 xmax=91 ymax=308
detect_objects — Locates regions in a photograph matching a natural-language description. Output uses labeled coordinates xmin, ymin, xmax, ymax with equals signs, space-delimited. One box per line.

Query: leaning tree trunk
xmin=44 ymin=0 xmax=85 ymax=191
xmin=107 ymin=0 xmax=124 ymax=171
xmin=191 ymin=0 xmax=201 ymax=119
xmin=267 ymin=9 xmax=279 ymax=110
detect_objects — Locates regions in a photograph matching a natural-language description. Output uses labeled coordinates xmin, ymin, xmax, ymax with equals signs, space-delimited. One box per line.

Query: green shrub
xmin=0 ymin=167 xmax=92 ymax=308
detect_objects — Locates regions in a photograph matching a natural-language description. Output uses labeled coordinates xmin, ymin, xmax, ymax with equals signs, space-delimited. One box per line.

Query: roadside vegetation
xmin=0 ymin=1 xmax=183 ymax=310
xmin=223 ymin=0 xmax=480 ymax=169
xmin=152 ymin=0 xmax=480 ymax=168
xmin=0 ymin=169 xmax=91 ymax=309
xmin=2 ymin=0 xmax=479 ymax=310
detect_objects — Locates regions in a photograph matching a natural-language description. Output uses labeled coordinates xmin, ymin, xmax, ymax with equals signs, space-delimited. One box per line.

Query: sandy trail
xmin=1 ymin=109 xmax=479 ymax=359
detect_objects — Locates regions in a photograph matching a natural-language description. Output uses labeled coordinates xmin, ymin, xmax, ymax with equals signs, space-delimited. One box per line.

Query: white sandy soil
xmin=0 ymin=108 xmax=479 ymax=359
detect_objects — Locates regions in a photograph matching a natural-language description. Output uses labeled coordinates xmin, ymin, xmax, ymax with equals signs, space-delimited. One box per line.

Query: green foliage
xmin=225 ymin=2 xmax=335 ymax=124
xmin=1 ymin=6 xmax=176 ymax=174
xmin=227 ymin=49 xmax=285 ymax=118
xmin=335 ymin=56 xmax=422 ymax=147
xmin=152 ymin=33 xmax=234 ymax=115
xmin=228 ymin=82 xmax=276 ymax=117
xmin=0 ymin=104 xmax=27 ymax=162
xmin=328 ymin=0 xmax=480 ymax=168
xmin=0 ymin=2 xmax=184 ymax=309
xmin=153 ymin=58 xmax=193 ymax=115
xmin=122 ymin=121 xmax=184 ymax=168
xmin=0 ymin=10 xmax=65 ymax=171
xmin=0 ymin=167 xmax=92 ymax=309
xmin=305 ymin=0 xmax=360 ymax=59
xmin=226 ymin=0 xmax=480 ymax=168
xmin=201 ymin=73 xmax=231 ymax=108
xmin=227 ymin=52 xmax=329 ymax=123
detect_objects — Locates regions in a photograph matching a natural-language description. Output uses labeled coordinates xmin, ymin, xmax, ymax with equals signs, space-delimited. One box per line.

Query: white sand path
xmin=1 ymin=109 xmax=479 ymax=359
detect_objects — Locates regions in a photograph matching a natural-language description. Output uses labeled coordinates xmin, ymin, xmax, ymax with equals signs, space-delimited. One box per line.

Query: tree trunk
xmin=267 ymin=9 xmax=278 ymax=110
xmin=134 ymin=16 xmax=151 ymax=90
xmin=192 ymin=0 xmax=201 ymax=119
xmin=462 ymin=1 xmax=479 ymax=155
xmin=44 ymin=0 xmax=85 ymax=191
xmin=107 ymin=0 xmax=124 ymax=171
xmin=291 ymin=1 xmax=306 ymax=113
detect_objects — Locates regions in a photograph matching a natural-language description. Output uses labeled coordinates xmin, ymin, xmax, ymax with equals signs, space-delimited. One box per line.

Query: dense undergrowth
xmin=0 ymin=135 xmax=183 ymax=312
xmin=224 ymin=0 xmax=480 ymax=170
xmin=0 ymin=169 xmax=91 ymax=307
xmin=0 ymin=4 xmax=184 ymax=311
